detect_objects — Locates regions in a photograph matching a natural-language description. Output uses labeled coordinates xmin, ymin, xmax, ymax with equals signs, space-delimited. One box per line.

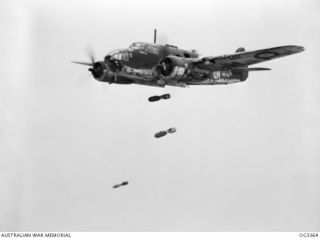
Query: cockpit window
xmin=129 ymin=42 xmax=147 ymax=50
xmin=121 ymin=52 xmax=129 ymax=61
xmin=108 ymin=50 xmax=119 ymax=56
xmin=112 ymin=53 xmax=122 ymax=60
xmin=108 ymin=50 xmax=129 ymax=61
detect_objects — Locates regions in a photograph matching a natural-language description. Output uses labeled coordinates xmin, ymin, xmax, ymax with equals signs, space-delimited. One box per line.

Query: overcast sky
xmin=0 ymin=0 xmax=320 ymax=232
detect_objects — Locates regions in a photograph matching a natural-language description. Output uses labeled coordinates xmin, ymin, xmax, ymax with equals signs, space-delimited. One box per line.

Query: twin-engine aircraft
xmin=72 ymin=30 xmax=304 ymax=88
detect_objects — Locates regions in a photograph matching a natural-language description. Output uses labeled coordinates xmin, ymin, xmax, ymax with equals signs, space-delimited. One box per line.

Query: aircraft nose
xmin=89 ymin=62 xmax=105 ymax=79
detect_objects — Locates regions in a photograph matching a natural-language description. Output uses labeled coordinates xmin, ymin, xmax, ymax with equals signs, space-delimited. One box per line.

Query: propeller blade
xmin=71 ymin=61 xmax=93 ymax=66
xmin=85 ymin=45 xmax=95 ymax=64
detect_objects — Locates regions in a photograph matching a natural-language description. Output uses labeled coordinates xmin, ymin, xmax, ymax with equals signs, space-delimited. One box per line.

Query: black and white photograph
xmin=0 ymin=0 xmax=319 ymax=235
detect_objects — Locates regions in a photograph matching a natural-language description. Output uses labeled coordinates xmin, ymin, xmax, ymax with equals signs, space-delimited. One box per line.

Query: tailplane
xmin=235 ymin=47 xmax=245 ymax=53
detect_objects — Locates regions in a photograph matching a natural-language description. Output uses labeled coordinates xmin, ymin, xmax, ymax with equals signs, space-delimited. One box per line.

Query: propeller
xmin=72 ymin=47 xmax=107 ymax=80
xmin=71 ymin=46 xmax=95 ymax=67
xmin=85 ymin=45 xmax=95 ymax=66
xmin=72 ymin=47 xmax=129 ymax=84
xmin=71 ymin=61 xmax=93 ymax=66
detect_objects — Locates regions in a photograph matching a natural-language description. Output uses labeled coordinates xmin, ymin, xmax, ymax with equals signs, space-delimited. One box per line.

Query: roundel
xmin=255 ymin=51 xmax=279 ymax=59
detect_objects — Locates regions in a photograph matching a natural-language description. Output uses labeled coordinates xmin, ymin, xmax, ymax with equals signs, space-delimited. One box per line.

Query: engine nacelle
xmin=91 ymin=61 xmax=134 ymax=84
xmin=89 ymin=61 xmax=115 ymax=83
xmin=158 ymin=56 xmax=194 ymax=81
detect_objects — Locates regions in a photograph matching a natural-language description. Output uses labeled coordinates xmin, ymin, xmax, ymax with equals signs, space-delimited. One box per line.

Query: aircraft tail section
xmin=233 ymin=47 xmax=267 ymax=81
xmin=233 ymin=69 xmax=248 ymax=81
xmin=241 ymin=68 xmax=248 ymax=81
xmin=232 ymin=66 xmax=271 ymax=81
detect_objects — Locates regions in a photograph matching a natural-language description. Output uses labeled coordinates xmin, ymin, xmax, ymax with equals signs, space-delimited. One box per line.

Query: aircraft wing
xmin=193 ymin=45 xmax=304 ymax=70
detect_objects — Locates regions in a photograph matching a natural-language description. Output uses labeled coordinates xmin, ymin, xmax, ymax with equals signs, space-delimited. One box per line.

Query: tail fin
xmin=235 ymin=47 xmax=245 ymax=53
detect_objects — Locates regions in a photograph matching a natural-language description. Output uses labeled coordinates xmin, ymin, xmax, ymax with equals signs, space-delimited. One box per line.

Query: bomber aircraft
xmin=73 ymin=30 xmax=304 ymax=91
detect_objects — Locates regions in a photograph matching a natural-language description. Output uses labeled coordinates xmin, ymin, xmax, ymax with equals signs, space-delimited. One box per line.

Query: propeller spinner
xmin=72 ymin=49 xmax=113 ymax=82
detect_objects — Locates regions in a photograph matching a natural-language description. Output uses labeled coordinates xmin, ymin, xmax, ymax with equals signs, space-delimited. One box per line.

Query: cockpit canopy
xmin=129 ymin=42 xmax=148 ymax=50
xmin=106 ymin=49 xmax=129 ymax=61
xmin=129 ymin=42 xmax=159 ymax=54
xmin=105 ymin=42 xmax=199 ymax=63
